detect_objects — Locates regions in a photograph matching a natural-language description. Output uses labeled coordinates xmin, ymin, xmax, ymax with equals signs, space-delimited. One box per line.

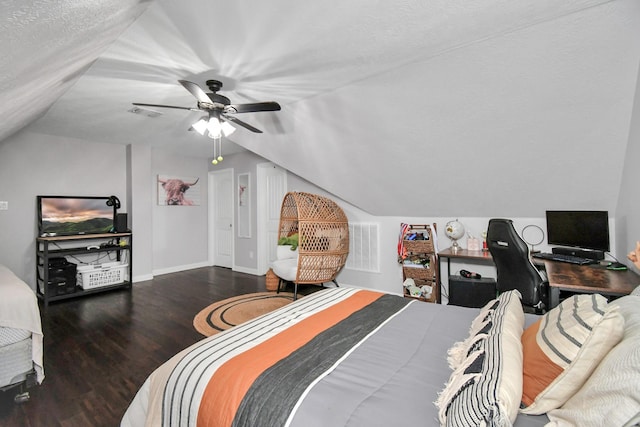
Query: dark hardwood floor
xmin=0 ymin=267 xmax=274 ymax=427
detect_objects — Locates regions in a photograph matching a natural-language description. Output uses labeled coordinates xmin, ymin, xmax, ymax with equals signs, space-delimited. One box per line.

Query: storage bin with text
xmin=77 ymin=262 xmax=128 ymax=289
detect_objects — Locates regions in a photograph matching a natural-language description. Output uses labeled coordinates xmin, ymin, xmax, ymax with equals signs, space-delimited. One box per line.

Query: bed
xmin=121 ymin=286 xmax=640 ymax=427
xmin=0 ymin=265 xmax=44 ymax=399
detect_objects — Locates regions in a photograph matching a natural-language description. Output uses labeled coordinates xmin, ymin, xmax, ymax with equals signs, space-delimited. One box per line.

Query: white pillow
xmin=270 ymin=258 xmax=298 ymax=282
xmin=546 ymin=295 xmax=640 ymax=427
xmin=520 ymin=294 xmax=625 ymax=415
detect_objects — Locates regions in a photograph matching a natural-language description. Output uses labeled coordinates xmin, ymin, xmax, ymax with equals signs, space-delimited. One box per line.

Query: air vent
xmin=128 ymin=106 xmax=162 ymax=118
xmin=347 ymin=222 xmax=380 ymax=273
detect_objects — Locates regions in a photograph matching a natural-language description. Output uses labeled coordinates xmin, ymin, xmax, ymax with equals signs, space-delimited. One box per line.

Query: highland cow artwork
xmin=157 ymin=175 xmax=201 ymax=206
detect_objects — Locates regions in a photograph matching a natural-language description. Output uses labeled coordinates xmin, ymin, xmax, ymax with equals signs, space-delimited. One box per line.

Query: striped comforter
xmin=164 ymin=288 xmax=410 ymax=427
xmin=122 ymin=288 xmax=549 ymax=427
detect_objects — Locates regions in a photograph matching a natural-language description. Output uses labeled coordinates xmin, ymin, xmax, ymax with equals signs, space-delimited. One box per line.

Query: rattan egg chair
xmin=272 ymin=192 xmax=350 ymax=300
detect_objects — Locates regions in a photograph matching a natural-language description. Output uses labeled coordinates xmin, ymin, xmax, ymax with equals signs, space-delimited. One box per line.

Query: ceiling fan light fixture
xmin=221 ymin=121 xmax=236 ymax=137
xmin=133 ymin=78 xmax=281 ymax=144
xmin=191 ymin=118 xmax=209 ymax=135
xmin=203 ymin=117 xmax=235 ymax=139
xmin=206 ymin=117 xmax=222 ymax=138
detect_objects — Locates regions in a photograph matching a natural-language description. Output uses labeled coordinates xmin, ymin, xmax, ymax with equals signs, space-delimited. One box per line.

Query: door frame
xmin=256 ymin=162 xmax=287 ymax=274
xmin=208 ymin=168 xmax=234 ymax=267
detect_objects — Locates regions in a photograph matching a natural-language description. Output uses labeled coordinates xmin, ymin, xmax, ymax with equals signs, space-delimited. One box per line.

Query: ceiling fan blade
xmin=178 ymin=80 xmax=211 ymax=104
xmin=222 ymin=115 xmax=263 ymax=133
xmin=132 ymin=102 xmax=199 ymax=111
xmin=224 ymin=102 xmax=281 ymax=114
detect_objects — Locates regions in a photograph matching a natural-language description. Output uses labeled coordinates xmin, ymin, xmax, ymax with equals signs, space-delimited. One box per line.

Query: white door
xmin=209 ymin=168 xmax=234 ymax=268
xmin=257 ymin=163 xmax=287 ymax=274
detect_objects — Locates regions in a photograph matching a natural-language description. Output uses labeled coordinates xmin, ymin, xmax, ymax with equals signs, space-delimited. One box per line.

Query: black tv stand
xmin=36 ymin=232 xmax=132 ymax=307
xmin=552 ymin=246 xmax=604 ymax=261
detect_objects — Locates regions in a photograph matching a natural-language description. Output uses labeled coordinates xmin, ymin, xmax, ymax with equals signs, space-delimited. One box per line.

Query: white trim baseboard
xmin=232 ymin=265 xmax=261 ymax=276
xmin=132 ymin=274 xmax=153 ymax=283
xmin=152 ymin=261 xmax=210 ymax=277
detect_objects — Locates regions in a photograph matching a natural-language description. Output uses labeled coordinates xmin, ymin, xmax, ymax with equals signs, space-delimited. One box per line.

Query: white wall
xmin=0 ymin=129 xmax=214 ymax=289
xmin=0 ymin=129 xmax=127 ymax=286
xmin=615 ymin=59 xmax=640 ymax=273
xmin=151 ymin=148 xmax=210 ymax=275
xmin=128 ymin=144 xmax=153 ymax=282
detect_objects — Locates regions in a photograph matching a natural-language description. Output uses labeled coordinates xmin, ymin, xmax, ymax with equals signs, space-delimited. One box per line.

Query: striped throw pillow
xmin=520 ymin=294 xmax=624 ymax=415
xmin=436 ymin=290 xmax=524 ymax=426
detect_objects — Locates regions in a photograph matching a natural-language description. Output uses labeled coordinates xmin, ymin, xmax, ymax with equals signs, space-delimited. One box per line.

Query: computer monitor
xmin=545 ymin=210 xmax=610 ymax=252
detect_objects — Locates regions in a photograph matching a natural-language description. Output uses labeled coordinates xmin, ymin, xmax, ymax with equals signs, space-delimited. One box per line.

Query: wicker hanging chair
xmin=271 ymin=192 xmax=350 ymax=300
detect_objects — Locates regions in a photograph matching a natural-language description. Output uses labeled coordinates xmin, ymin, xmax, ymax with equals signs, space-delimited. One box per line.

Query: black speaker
xmin=448 ymin=275 xmax=497 ymax=308
xmin=552 ymin=246 xmax=604 ymax=260
xmin=115 ymin=213 xmax=128 ymax=233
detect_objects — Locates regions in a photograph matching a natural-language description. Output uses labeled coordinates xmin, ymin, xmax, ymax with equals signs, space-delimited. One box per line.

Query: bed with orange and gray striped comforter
xmin=121 ymin=288 xmax=548 ymax=427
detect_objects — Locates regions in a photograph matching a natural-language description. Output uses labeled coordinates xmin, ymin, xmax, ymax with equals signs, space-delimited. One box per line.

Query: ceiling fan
xmin=132 ymin=79 xmax=281 ymax=134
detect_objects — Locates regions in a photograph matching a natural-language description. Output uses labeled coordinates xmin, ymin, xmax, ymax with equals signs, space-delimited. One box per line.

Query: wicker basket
xmin=403 ymin=265 xmax=436 ymax=281
xmin=404 ymin=291 xmax=438 ymax=303
xmin=402 ymin=253 xmax=436 ymax=281
xmin=403 ymin=278 xmax=438 ymax=303
xmin=265 ymin=268 xmax=280 ymax=291
xmin=403 ymin=238 xmax=434 ymax=254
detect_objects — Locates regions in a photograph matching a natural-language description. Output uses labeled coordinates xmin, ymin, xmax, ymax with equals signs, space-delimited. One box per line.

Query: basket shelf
xmin=400 ymin=224 xmax=439 ymax=304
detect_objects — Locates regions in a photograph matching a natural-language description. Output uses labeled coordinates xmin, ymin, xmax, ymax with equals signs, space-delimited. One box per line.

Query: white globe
xmin=445 ymin=220 xmax=465 ymax=242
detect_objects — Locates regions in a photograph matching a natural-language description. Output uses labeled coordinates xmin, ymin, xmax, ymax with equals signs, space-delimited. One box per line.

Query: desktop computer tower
xmin=448 ymin=275 xmax=497 ymax=308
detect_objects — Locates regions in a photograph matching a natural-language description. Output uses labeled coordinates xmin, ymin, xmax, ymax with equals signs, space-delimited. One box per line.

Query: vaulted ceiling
xmin=2 ymin=0 xmax=639 ymax=217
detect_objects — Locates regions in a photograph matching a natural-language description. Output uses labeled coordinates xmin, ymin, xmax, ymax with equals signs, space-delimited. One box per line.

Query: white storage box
xmin=77 ymin=262 xmax=128 ymax=290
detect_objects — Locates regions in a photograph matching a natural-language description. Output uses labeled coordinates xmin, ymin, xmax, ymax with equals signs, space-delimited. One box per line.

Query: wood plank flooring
xmin=0 ymin=266 xmax=291 ymax=427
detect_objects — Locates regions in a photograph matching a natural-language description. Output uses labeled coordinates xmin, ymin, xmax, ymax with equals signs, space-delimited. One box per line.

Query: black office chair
xmin=487 ymin=218 xmax=548 ymax=313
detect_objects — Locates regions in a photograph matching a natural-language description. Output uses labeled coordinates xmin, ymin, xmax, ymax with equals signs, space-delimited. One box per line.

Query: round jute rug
xmin=193 ymin=292 xmax=295 ymax=337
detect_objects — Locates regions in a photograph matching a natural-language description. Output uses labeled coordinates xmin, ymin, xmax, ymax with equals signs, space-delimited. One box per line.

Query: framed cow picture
xmin=157 ymin=175 xmax=201 ymax=206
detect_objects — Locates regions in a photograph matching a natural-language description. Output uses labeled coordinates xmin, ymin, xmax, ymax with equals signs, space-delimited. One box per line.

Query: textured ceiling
xmin=0 ymin=0 xmax=152 ymax=142
xmin=1 ymin=0 xmax=639 ymax=217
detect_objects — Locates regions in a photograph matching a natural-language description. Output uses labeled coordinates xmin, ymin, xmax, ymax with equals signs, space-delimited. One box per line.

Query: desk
xmin=438 ymin=248 xmax=494 ymax=283
xmin=544 ymin=260 xmax=640 ymax=308
xmin=438 ymin=247 xmax=493 ymax=269
xmin=437 ymin=248 xmax=494 ymax=304
xmin=438 ymin=247 xmax=640 ymax=308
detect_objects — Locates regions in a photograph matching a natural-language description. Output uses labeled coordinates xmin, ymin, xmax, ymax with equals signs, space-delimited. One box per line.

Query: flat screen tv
xmin=545 ymin=210 xmax=610 ymax=252
xmin=37 ymin=196 xmax=116 ymax=237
